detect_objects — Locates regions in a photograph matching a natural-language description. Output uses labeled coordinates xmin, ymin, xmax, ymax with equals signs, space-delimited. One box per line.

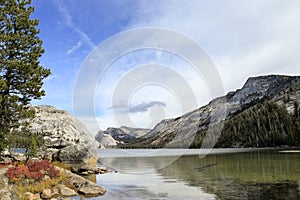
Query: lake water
xmin=87 ymin=148 xmax=300 ymax=200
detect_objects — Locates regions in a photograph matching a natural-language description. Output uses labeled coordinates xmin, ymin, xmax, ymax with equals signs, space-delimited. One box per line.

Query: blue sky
xmin=30 ymin=0 xmax=300 ymax=134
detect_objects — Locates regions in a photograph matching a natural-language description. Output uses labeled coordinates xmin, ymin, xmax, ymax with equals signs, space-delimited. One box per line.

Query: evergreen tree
xmin=0 ymin=0 xmax=50 ymax=152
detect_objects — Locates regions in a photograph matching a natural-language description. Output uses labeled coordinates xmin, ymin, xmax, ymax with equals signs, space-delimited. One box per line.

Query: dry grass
xmin=0 ymin=177 xmax=3 ymax=189
xmin=52 ymin=161 xmax=71 ymax=171
xmin=16 ymin=172 xmax=67 ymax=199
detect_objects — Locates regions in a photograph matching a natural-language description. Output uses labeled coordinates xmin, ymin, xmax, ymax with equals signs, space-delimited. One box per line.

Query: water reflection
xmin=158 ymin=150 xmax=300 ymax=199
xmin=96 ymin=149 xmax=300 ymax=200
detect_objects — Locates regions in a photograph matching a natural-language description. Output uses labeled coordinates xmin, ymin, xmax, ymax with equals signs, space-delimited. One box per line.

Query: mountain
xmin=119 ymin=75 xmax=300 ymax=148
xmin=95 ymin=126 xmax=150 ymax=147
xmin=30 ymin=105 xmax=98 ymax=166
xmin=95 ymin=133 xmax=118 ymax=148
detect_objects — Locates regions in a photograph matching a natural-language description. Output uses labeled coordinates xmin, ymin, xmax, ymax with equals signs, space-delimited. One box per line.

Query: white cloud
xmin=126 ymin=0 xmax=300 ymax=91
xmin=75 ymin=0 xmax=300 ymax=132
xmin=67 ymin=41 xmax=82 ymax=54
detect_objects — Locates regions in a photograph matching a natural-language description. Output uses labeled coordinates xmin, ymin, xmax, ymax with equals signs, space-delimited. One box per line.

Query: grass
xmin=16 ymin=172 xmax=67 ymax=199
xmin=52 ymin=161 xmax=71 ymax=171
xmin=5 ymin=160 xmax=68 ymax=199
xmin=0 ymin=177 xmax=3 ymax=189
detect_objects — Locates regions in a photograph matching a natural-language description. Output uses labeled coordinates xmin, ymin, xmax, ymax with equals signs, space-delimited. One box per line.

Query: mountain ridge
xmin=95 ymin=74 xmax=300 ymax=148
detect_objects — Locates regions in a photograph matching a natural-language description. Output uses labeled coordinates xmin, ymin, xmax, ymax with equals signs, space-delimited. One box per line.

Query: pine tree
xmin=0 ymin=0 xmax=50 ymax=152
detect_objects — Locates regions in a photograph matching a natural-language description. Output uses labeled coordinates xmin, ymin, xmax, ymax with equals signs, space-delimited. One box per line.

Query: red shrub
xmin=6 ymin=160 xmax=59 ymax=182
xmin=47 ymin=167 xmax=59 ymax=178
xmin=27 ymin=160 xmax=51 ymax=172
xmin=25 ymin=171 xmax=43 ymax=181
xmin=6 ymin=166 xmax=29 ymax=182
xmin=27 ymin=160 xmax=59 ymax=178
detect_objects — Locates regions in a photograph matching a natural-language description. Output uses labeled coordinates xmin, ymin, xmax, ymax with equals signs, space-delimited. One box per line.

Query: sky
xmin=30 ymin=0 xmax=300 ymax=135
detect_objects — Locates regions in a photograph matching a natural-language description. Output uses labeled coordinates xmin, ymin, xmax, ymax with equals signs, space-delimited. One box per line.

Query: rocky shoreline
xmin=0 ymin=163 xmax=107 ymax=200
xmin=0 ymin=106 xmax=107 ymax=199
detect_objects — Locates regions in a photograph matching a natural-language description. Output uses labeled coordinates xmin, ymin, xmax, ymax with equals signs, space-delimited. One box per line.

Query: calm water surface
xmin=87 ymin=148 xmax=300 ymax=200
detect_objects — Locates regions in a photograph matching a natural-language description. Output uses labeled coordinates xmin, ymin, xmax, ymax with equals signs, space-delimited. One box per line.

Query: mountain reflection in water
xmin=92 ymin=149 xmax=300 ymax=200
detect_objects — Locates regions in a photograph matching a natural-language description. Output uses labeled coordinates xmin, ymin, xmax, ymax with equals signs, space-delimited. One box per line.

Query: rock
xmin=0 ymin=190 xmax=12 ymax=200
xmin=80 ymin=171 xmax=89 ymax=175
xmin=56 ymin=167 xmax=106 ymax=196
xmin=0 ymin=168 xmax=13 ymax=200
xmin=43 ymin=175 xmax=51 ymax=181
xmin=59 ymin=185 xmax=77 ymax=197
xmin=51 ymin=188 xmax=59 ymax=197
xmin=78 ymin=181 xmax=106 ymax=196
xmin=10 ymin=152 xmax=26 ymax=162
xmin=23 ymin=192 xmax=40 ymax=200
xmin=98 ymin=169 xmax=107 ymax=174
xmin=24 ymin=192 xmax=34 ymax=199
xmin=0 ymin=157 xmax=12 ymax=164
xmin=1 ymin=149 xmax=10 ymax=157
xmin=70 ymin=165 xmax=107 ymax=175
xmin=41 ymin=189 xmax=52 ymax=199
xmin=41 ymin=148 xmax=59 ymax=161
xmin=29 ymin=105 xmax=98 ymax=168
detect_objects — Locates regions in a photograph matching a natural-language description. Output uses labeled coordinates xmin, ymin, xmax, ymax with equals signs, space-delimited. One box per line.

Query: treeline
xmin=190 ymin=101 xmax=300 ymax=148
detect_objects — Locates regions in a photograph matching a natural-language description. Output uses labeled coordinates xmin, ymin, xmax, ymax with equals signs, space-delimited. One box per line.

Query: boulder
xmin=59 ymin=185 xmax=77 ymax=197
xmin=41 ymin=189 xmax=52 ymax=199
xmin=0 ymin=190 xmax=12 ymax=200
xmin=56 ymin=167 xmax=106 ymax=196
xmin=51 ymin=188 xmax=59 ymax=197
xmin=29 ymin=105 xmax=98 ymax=167
xmin=70 ymin=165 xmax=107 ymax=175
xmin=77 ymin=181 xmax=106 ymax=196
xmin=23 ymin=192 xmax=40 ymax=200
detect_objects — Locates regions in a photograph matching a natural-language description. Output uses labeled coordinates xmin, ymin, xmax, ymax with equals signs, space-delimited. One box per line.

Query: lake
xmin=87 ymin=148 xmax=300 ymax=200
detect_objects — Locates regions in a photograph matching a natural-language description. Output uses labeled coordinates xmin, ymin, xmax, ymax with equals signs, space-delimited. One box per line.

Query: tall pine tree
xmin=0 ymin=0 xmax=50 ymax=152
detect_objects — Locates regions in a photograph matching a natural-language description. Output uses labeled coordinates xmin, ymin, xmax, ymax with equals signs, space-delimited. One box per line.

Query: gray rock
xmin=41 ymin=189 xmax=52 ymax=199
xmin=59 ymin=185 xmax=77 ymax=197
xmin=56 ymin=167 xmax=106 ymax=196
xmin=0 ymin=190 xmax=12 ymax=200
xmin=23 ymin=192 xmax=41 ymax=200
xmin=51 ymin=188 xmax=59 ymax=197
xmin=29 ymin=105 xmax=98 ymax=167
xmin=78 ymin=181 xmax=106 ymax=196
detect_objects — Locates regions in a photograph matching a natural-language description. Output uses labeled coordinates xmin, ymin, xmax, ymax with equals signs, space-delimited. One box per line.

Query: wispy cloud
xmin=129 ymin=101 xmax=166 ymax=113
xmin=67 ymin=41 xmax=82 ymax=54
xmin=56 ymin=2 xmax=95 ymax=48
xmin=108 ymin=100 xmax=167 ymax=114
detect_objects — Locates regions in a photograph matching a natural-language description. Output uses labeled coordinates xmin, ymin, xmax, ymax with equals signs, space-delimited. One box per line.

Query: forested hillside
xmin=190 ymin=101 xmax=300 ymax=148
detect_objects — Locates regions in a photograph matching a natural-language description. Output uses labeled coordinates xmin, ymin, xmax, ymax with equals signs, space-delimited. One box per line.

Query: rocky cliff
xmin=119 ymin=75 xmax=300 ymax=148
xmin=30 ymin=105 xmax=97 ymax=166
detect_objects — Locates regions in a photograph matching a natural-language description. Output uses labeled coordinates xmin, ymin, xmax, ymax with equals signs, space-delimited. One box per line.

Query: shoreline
xmin=98 ymin=147 xmax=291 ymax=158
